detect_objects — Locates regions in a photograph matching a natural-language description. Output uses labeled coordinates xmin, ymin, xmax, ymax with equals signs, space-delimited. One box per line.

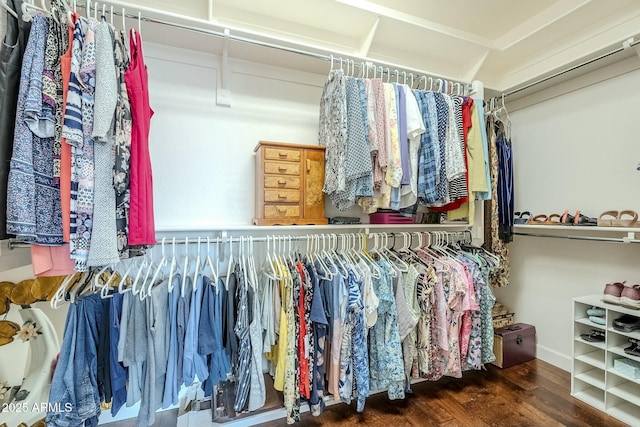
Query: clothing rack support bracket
xmin=217 ymin=28 xmax=232 ymax=107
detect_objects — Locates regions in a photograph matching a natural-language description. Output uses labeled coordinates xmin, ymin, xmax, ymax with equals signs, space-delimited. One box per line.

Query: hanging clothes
xmin=484 ymin=114 xmax=510 ymax=287
xmin=0 ymin=0 xmax=30 ymax=240
xmin=7 ymin=14 xmax=64 ymax=245
xmin=87 ymin=20 xmax=119 ymax=267
xmin=125 ymin=29 xmax=155 ymax=246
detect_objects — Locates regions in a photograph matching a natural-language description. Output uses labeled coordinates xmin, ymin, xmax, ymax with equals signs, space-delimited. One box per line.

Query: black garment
xmin=223 ymin=270 xmax=238 ymax=369
xmin=97 ymin=298 xmax=112 ymax=405
xmin=0 ymin=0 xmax=30 ymax=239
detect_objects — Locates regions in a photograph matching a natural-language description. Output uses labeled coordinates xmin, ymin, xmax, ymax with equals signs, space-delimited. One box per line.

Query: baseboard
xmin=536 ymin=344 xmax=571 ymax=372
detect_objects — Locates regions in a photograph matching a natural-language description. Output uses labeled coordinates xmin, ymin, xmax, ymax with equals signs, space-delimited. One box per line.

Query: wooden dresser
xmin=254 ymin=141 xmax=328 ymax=225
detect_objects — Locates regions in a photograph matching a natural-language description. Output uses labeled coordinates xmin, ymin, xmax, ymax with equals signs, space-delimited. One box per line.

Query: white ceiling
xmin=123 ymin=0 xmax=640 ymax=93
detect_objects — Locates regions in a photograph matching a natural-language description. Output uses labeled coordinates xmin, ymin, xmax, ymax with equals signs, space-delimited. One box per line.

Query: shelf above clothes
xmin=513 ymin=224 xmax=640 ymax=244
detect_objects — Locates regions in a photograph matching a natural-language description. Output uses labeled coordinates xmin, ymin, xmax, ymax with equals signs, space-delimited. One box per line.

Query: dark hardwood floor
xmin=263 ymin=359 xmax=628 ymax=427
xmin=102 ymin=359 xmax=626 ymax=427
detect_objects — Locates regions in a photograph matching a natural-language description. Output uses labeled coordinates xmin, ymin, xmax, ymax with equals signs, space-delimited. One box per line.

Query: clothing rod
xmin=504 ymin=38 xmax=640 ymax=98
xmin=514 ymin=232 xmax=640 ymax=244
xmin=73 ymin=1 xmax=471 ymax=89
xmin=8 ymin=230 xmax=471 ymax=250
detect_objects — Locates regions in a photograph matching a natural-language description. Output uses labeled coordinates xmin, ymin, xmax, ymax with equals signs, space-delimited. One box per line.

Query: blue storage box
xmin=614 ymin=357 xmax=640 ymax=379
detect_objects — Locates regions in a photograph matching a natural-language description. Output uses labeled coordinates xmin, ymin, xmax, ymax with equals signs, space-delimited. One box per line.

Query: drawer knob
xmin=278 ymin=194 xmax=287 ymax=200
xmin=279 ymin=152 xmax=288 ymax=158
xmin=278 ymin=179 xmax=286 ymax=185
xmin=277 ymin=207 xmax=286 ymax=214
xmin=278 ymin=167 xmax=287 ymax=172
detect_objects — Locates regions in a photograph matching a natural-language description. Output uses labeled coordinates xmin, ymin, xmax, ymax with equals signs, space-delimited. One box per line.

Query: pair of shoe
xmin=603 ymin=282 xmax=640 ymax=309
xmin=527 ymin=213 xmax=561 ymax=225
xmin=560 ymin=210 xmax=597 ymax=226
xmin=514 ymin=211 xmax=531 ymax=224
xmin=624 ymin=338 xmax=640 ymax=357
xmin=598 ymin=210 xmax=640 ymax=227
xmin=580 ymin=329 xmax=605 ymax=342
xmin=613 ymin=314 xmax=640 ymax=333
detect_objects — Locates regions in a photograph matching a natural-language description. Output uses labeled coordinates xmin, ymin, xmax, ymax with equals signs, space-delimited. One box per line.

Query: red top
xmin=124 ymin=29 xmax=155 ymax=245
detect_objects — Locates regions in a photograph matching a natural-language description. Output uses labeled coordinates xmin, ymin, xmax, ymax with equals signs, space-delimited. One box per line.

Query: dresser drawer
xmin=264 ymin=147 xmax=301 ymax=162
xmin=264 ymin=162 xmax=300 ymax=176
xmin=264 ymin=189 xmax=300 ymax=203
xmin=264 ymin=176 xmax=300 ymax=189
xmin=264 ymin=205 xmax=300 ymax=218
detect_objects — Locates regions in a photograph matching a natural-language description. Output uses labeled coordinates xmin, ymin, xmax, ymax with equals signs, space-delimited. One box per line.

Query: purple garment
xmin=395 ymin=84 xmax=410 ymax=185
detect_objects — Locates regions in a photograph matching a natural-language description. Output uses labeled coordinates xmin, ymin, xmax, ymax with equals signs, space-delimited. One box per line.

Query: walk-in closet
xmin=1 ymin=1 xmax=640 ymax=426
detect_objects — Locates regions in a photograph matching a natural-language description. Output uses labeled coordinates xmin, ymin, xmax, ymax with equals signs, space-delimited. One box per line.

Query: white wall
xmin=494 ymin=67 xmax=640 ymax=370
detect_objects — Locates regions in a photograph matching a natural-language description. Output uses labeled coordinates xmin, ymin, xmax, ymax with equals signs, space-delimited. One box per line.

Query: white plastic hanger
xmin=223 ymin=234 xmax=235 ymax=290
xmin=201 ymin=236 xmax=219 ymax=283
xmin=51 ymin=272 xmax=78 ymax=309
xmin=99 ymin=265 xmax=120 ymax=299
xmin=167 ymin=237 xmax=179 ymax=293
xmin=191 ymin=237 xmax=201 ymax=292
xmin=147 ymin=238 xmax=169 ymax=296
xmin=181 ymin=237 xmax=190 ymax=297
xmin=263 ymin=235 xmax=278 ymax=280
xmin=1 ymin=0 xmax=18 ymax=19
xmin=330 ymin=234 xmax=349 ymax=279
xmin=117 ymin=258 xmax=136 ymax=293
xmin=383 ymin=233 xmax=409 ymax=273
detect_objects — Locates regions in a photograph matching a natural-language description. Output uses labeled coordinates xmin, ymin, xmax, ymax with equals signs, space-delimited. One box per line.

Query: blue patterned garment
xmin=331 ymin=76 xmax=373 ymax=211
xmin=369 ymin=258 xmax=405 ymax=400
xmin=338 ymin=271 xmax=369 ymax=412
xmin=7 ymin=15 xmax=64 ymax=245
xmin=414 ymin=91 xmax=437 ymax=204
xmin=62 ymin=18 xmax=85 ymax=257
xmin=72 ymin=18 xmax=98 ymax=270
xmin=458 ymin=256 xmax=483 ymax=371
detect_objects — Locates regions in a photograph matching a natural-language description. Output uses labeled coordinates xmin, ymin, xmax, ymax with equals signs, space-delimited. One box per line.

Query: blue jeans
xmin=47 ymin=294 xmax=103 ymax=427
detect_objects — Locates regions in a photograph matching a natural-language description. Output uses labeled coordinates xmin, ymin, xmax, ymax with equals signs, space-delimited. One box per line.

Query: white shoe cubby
xmin=573 ymin=295 xmax=640 ymax=426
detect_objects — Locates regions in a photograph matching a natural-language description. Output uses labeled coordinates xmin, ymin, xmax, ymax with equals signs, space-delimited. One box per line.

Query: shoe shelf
xmin=514 ymin=224 xmax=640 ymax=244
xmin=573 ymin=295 xmax=640 ymax=424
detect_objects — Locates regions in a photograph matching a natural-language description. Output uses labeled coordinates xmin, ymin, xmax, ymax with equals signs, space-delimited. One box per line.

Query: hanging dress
xmin=0 ymin=0 xmax=30 ymax=240
xmin=7 ymin=14 xmax=65 ymax=245
xmin=124 ymin=28 xmax=155 ymax=246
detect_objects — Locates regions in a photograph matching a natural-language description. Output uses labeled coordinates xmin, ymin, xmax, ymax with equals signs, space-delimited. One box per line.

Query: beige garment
xmin=448 ymin=100 xmax=488 ymax=222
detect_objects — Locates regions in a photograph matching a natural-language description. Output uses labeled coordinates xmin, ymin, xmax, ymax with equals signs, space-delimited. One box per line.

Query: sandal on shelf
xmin=513 ymin=211 xmax=531 ymax=225
xmin=612 ymin=210 xmax=639 ymax=227
xmin=580 ymin=329 xmax=605 ymax=343
xmin=598 ymin=210 xmax=619 ymax=227
xmin=544 ymin=213 xmax=561 ymax=225
xmin=527 ymin=214 xmax=548 ymax=225
xmin=573 ymin=210 xmax=597 ymax=226
xmin=560 ymin=210 xmax=575 ymax=225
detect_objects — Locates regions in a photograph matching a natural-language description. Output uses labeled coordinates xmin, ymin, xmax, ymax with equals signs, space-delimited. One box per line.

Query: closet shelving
xmin=154 ymin=223 xmax=471 ymax=233
xmin=573 ymin=295 xmax=640 ymax=425
xmin=514 ymin=224 xmax=640 ymax=244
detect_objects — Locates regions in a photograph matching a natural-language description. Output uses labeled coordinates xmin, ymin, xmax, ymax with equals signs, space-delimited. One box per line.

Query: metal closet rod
xmin=514 ymin=232 xmax=640 ymax=244
xmin=504 ymin=37 xmax=640 ymax=98
xmin=8 ymin=230 xmax=472 ymax=249
xmin=72 ymin=1 xmax=472 ymax=90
